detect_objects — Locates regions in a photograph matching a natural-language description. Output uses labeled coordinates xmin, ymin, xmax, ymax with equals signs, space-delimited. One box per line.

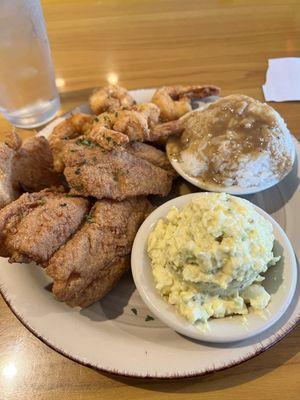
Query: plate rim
xmin=1 ymin=285 xmax=299 ymax=379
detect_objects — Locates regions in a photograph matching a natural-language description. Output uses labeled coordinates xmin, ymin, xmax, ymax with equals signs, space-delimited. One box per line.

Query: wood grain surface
xmin=0 ymin=1 xmax=299 ymax=399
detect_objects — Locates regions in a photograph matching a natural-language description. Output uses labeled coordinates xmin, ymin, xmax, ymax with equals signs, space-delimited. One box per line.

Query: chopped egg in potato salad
xmin=147 ymin=193 xmax=279 ymax=327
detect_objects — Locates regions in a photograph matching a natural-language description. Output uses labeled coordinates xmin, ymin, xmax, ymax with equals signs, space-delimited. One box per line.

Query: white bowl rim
xmin=131 ymin=192 xmax=297 ymax=343
xmin=166 ymin=139 xmax=296 ymax=196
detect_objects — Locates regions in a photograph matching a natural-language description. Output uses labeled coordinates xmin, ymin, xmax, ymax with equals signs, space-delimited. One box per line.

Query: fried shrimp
xmin=89 ymin=85 xmax=135 ymax=114
xmin=132 ymin=103 xmax=160 ymax=129
xmin=85 ymin=110 xmax=147 ymax=148
xmin=150 ymin=119 xmax=184 ymax=142
xmin=85 ymin=103 xmax=161 ymax=147
xmin=51 ymin=83 xmax=213 ymax=162
xmin=49 ymin=113 xmax=93 ymax=172
xmin=152 ymin=85 xmax=220 ymax=121
xmin=86 ymin=113 xmax=129 ymax=151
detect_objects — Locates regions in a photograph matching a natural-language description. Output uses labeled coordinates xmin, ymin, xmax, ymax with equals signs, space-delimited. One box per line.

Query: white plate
xmin=0 ymin=89 xmax=300 ymax=378
xmin=131 ymin=193 xmax=297 ymax=343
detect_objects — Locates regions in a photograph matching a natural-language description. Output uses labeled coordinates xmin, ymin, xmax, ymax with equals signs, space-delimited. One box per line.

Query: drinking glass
xmin=0 ymin=0 xmax=60 ymax=128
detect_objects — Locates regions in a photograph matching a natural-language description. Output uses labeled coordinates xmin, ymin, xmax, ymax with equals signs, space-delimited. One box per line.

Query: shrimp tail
xmin=149 ymin=120 xmax=184 ymax=142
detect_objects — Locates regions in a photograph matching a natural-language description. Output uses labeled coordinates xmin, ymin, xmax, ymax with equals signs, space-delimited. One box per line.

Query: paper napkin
xmin=262 ymin=57 xmax=300 ymax=102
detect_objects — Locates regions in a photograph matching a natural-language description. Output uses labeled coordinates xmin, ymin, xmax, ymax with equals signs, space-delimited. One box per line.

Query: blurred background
xmin=42 ymin=0 xmax=300 ymax=138
xmin=43 ymin=0 xmax=300 ymax=94
xmin=1 ymin=0 xmax=300 ymax=133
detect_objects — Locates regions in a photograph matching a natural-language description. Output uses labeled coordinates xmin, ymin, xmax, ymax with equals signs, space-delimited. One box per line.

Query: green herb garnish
xmin=75 ymin=138 xmax=94 ymax=147
xmin=75 ymin=168 xmax=81 ymax=175
xmin=145 ymin=315 xmax=154 ymax=322
xmin=65 ymin=193 xmax=81 ymax=198
xmin=72 ymin=184 xmax=83 ymax=192
xmin=131 ymin=308 xmax=137 ymax=316
xmin=113 ymin=173 xmax=119 ymax=182
xmin=105 ymin=136 xmax=118 ymax=145
xmin=85 ymin=212 xmax=95 ymax=224
xmin=113 ymin=170 xmax=125 ymax=183
xmin=38 ymin=199 xmax=45 ymax=206
xmin=60 ymin=203 xmax=67 ymax=207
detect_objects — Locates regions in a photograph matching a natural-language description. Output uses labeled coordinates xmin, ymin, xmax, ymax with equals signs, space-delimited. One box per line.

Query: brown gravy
xmin=169 ymin=95 xmax=283 ymax=185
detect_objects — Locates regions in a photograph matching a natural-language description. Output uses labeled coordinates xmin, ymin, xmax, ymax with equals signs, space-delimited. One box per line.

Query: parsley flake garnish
xmin=75 ymin=168 xmax=81 ymax=175
xmin=72 ymin=184 xmax=83 ymax=192
xmin=145 ymin=315 xmax=154 ymax=322
xmin=85 ymin=212 xmax=95 ymax=224
xmin=60 ymin=203 xmax=67 ymax=207
xmin=131 ymin=308 xmax=137 ymax=316
xmin=113 ymin=169 xmax=125 ymax=183
xmin=38 ymin=199 xmax=45 ymax=206
xmin=75 ymin=138 xmax=94 ymax=147
xmin=65 ymin=193 xmax=81 ymax=198
xmin=113 ymin=173 xmax=119 ymax=182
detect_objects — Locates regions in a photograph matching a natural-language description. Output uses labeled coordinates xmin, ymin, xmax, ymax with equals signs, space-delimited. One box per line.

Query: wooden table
xmin=0 ymin=1 xmax=299 ymax=399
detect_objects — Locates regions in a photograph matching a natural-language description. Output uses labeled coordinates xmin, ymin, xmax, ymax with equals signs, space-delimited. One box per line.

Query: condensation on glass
xmin=0 ymin=0 xmax=60 ymax=128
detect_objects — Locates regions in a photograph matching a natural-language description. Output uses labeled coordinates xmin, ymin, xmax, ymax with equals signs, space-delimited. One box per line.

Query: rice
xmin=177 ymin=95 xmax=295 ymax=188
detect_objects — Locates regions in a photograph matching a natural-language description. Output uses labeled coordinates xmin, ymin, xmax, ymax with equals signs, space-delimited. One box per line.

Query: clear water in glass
xmin=0 ymin=0 xmax=60 ymax=128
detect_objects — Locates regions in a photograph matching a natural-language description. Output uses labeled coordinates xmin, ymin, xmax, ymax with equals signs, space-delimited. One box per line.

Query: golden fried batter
xmin=46 ymin=197 xmax=151 ymax=307
xmin=152 ymin=85 xmax=220 ymax=121
xmin=89 ymin=85 xmax=135 ymax=114
xmin=0 ymin=188 xmax=89 ymax=263
xmin=62 ymin=143 xmax=174 ymax=200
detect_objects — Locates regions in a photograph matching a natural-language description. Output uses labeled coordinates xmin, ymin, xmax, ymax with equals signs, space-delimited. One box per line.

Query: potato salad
xmin=147 ymin=193 xmax=279 ymax=326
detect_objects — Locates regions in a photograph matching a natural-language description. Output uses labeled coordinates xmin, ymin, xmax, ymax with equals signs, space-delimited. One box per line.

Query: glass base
xmin=2 ymin=96 xmax=61 ymax=129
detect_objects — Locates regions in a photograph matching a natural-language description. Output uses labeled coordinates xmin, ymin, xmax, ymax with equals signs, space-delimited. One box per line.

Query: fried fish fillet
xmin=46 ymin=197 xmax=151 ymax=307
xmin=0 ymin=188 xmax=89 ymax=263
xmin=0 ymin=131 xmax=62 ymax=209
xmin=0 ymin=143 xmax=17 ymax=209
xmin=62 ymin=142 xmax=174 ymax=200
xmin=123 ymin=141 xmax=176 ymax=175
xmin=48 ymin=113 xmax=94 ymax=172
xmin=65 ymin=256 xmax=130 ymax=308
xmin=13 ymin=135 xmax=63 ymax=192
